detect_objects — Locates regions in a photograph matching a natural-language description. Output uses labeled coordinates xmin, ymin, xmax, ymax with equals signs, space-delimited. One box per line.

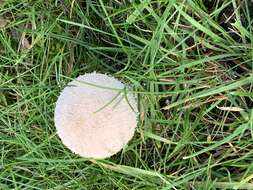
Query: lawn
xmin=0 ymin=0 xmax=253 ymax=189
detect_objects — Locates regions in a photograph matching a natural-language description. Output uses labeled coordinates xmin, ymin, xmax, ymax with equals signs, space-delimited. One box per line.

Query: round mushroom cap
xmin=54 ymin=72 xmax=138 ymax=159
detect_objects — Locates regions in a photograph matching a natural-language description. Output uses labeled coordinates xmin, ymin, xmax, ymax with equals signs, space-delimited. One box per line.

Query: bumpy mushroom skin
xmin=54 ymin=73 xmax=137 ymax=159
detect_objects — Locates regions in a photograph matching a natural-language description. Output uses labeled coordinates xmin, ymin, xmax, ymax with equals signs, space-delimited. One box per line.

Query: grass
xmin=0 ymin=0 xmax=253 ymax=189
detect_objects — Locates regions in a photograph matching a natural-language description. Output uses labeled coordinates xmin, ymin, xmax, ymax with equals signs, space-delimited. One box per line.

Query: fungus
xmin=54 ymin=72 xmax=138 ymax=159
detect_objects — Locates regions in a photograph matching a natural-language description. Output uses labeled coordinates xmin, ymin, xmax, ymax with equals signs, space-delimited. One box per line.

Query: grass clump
xmin=0 ymin=0 xmax=253 ymax=189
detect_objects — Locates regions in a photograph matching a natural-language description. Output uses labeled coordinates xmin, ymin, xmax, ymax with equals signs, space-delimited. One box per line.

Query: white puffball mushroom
xmin=54 ymin=72 xmax=138 ymax=159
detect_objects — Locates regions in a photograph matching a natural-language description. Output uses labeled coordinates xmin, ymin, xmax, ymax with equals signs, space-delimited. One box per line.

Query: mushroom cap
xmin=54 ymin=73 xmax=137 ymax=159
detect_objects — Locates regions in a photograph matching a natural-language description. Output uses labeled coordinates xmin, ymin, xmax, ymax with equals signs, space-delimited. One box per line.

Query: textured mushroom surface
xmin=54 ymin=73 xmax=137 ymax=159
